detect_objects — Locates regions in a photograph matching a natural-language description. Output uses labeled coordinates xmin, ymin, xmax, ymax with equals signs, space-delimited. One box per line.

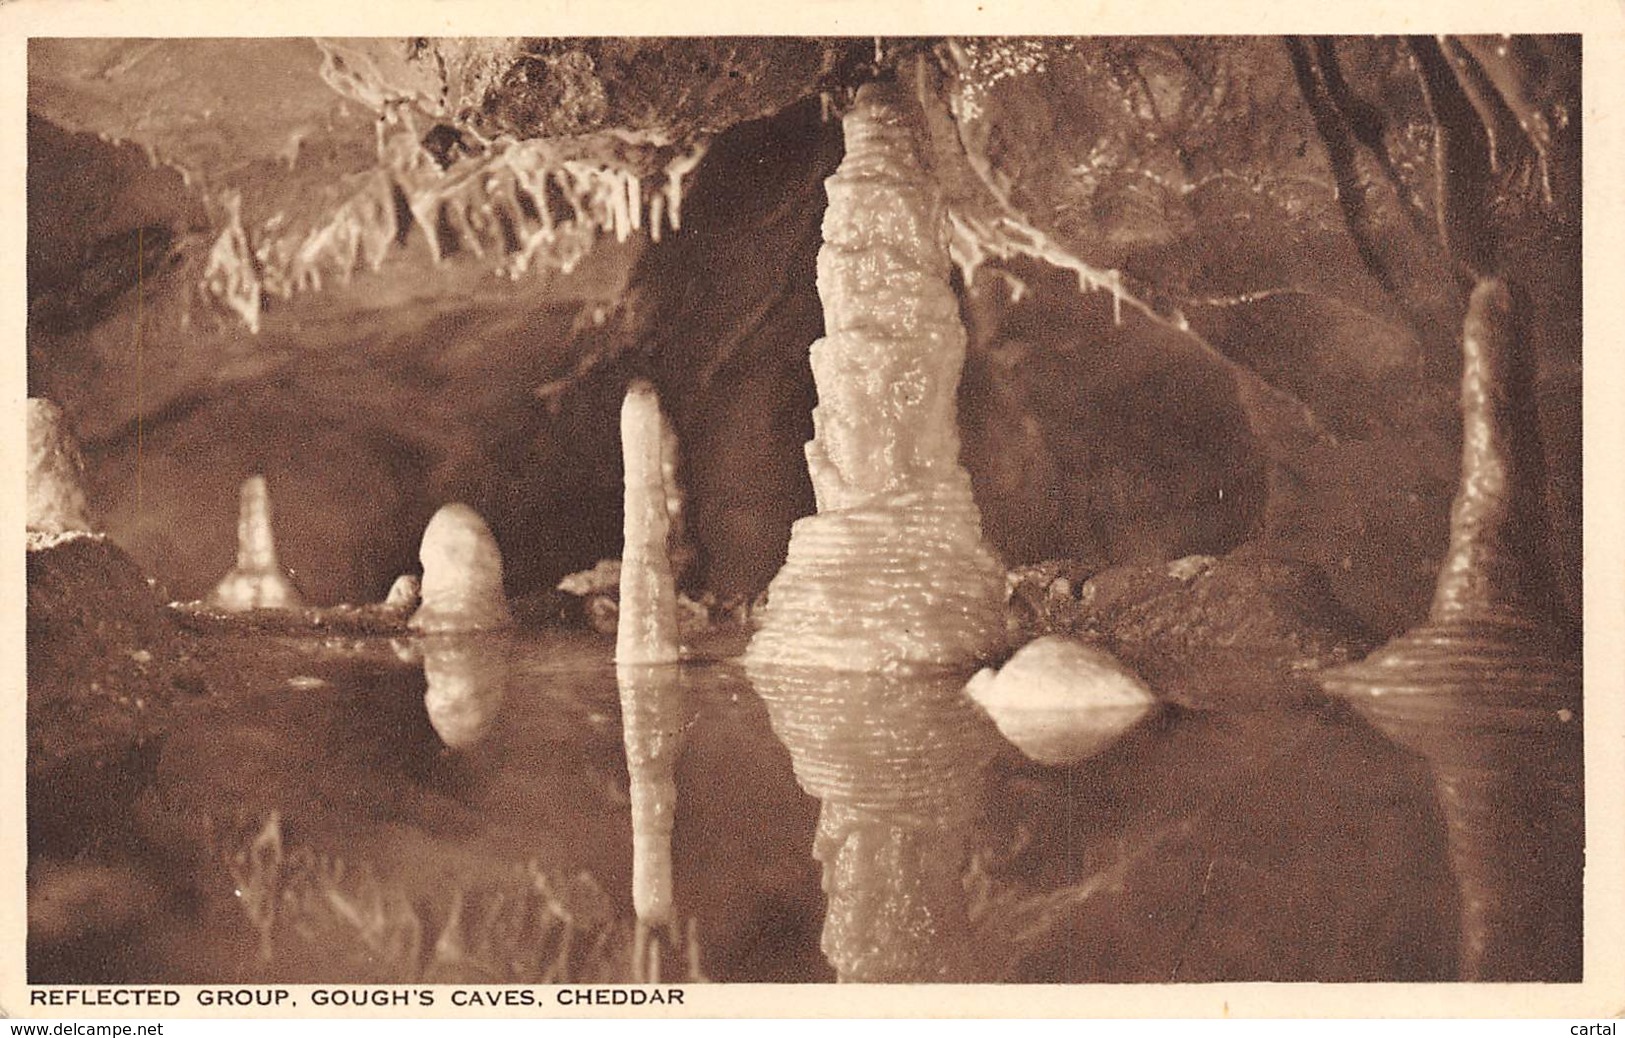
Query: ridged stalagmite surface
xmin=752 ymin=665 xmax=999 ymax=982
xmin=207 ymin=475 xmax=305 ymax=611
xmin=1321 ymin=278 xmax=1581 ymax=982
xmin=27 ymin=399 xmax=97 ymax=546
xmin=409 ymin=503 xmax=513 ymax=632
xmin=617 ymin=380 xmax=681 ymax=665
xmin=744 ymin=81 xmax=1005 ymax=673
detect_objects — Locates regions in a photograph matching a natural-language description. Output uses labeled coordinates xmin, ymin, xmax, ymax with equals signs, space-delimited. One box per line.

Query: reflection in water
xmin=420 ymin=635 xmax=511 ymax=750
xmin=748 ymin=663 xmax=999 ymax=982
xmin=616 ymin=661 xmax=698 ymax=981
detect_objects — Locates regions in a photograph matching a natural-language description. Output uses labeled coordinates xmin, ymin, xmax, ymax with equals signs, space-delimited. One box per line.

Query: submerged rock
xmin=27 ymin=398 xmax=98 ymax=549
xmin=409 ymin=503 xmax=513 ymax=633
xmin=966 ymin=635 xmax=1157 ymax=765
xmin=206 ymin=475 xmax=305 ymax=612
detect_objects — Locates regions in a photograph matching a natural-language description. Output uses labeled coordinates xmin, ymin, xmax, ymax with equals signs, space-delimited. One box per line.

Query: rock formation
xmin=966 ymin=636 xmax=1157 ymax=765
xmin=409 ymin=503 xmax=513 ymax=632
xmin=206 ymin=475 xmax=304 ymax=612
xmin=744 ymin=80 xmax=1006 ymax=673
xmin=27 ymin=399 xmax=98 ymax=549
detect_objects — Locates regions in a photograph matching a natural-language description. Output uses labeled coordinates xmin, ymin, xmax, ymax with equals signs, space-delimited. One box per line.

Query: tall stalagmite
xmin=617 ymin=380 xmax=681 ymax=666
xmin=744 ymin=80 xmax=1006 ymax=673
xmin=1321 ymin=278 xmax=1581 ymax=981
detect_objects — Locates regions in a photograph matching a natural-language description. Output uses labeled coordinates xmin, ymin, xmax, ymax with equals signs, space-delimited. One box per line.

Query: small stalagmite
xmin=27 ymin=399 xmax=97 ymax=546
xmin=207 ymin=475 xmax=305 ymax=612
xmin=383 ymin=573 xmax=421 ymax=611
xmin=409 ymin=503 xmax=513 ymax=633
xmin=1321 ymin=278 xmax=1581 ymax=982
xmin=617 ymin=379 xmax=680 ymax=666
xmin=744 ymin=80 xmax=1006 ymax=673
xmin=966 ymin=636 xmax=1158 ymax=765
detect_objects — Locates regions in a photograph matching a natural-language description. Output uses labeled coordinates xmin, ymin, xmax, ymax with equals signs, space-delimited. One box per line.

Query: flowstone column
xmin=744 ymin=80 xmax=1006 ymax=673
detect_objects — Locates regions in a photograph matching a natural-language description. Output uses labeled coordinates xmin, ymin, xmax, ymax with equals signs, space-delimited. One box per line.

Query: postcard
xmin=2 ymin=0 xmax=1622 ymax=1022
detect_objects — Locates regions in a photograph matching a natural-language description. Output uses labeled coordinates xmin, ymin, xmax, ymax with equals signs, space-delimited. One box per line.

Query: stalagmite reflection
xmin=615 ymin=662 xmax=697 ymax=982
xmin=749 ymin=664 xmax=1000 ymax=982
xmin=420 ymin=635 xmax=512 ymax=750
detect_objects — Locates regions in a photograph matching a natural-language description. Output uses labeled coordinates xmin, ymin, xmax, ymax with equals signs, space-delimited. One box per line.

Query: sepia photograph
xmin=6 ymin=13 xmax=1620 ymax=1021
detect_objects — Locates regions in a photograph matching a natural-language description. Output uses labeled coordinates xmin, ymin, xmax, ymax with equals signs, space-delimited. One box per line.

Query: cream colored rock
xmin=409 ymin=504 xmax=513 ymax=632
xmin=966 ymin=636 xmax=1157 ymax=765
xmin=207 ymin=475 xmax=304 ymax=611
xmin=27 ymin=399 xmax=97 ymax=546
xmin=616 ymin=380 xmax=680 ymax=665
xmin=383 ymin=573 xmax=421 ymax=610
xmin=744 ymin=80 xmax=1005 ymax=673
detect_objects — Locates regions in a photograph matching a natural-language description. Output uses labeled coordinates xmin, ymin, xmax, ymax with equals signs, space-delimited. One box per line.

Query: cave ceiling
xmin=24 ymin=36 xmax=1581 ymax=635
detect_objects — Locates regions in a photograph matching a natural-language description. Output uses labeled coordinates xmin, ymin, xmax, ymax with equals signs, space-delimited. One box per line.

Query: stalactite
xmin=408 ymin=503 xmax=513 ymax=633
xmin=206 ymin=475 xmax=305 ymax=612
xmin=743 ymin=79 xmax=1006 ymax=673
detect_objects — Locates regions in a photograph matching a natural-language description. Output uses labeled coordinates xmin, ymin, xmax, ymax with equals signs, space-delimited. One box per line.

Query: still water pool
xmin=33 ymin=626 xmax=1462 ymax=984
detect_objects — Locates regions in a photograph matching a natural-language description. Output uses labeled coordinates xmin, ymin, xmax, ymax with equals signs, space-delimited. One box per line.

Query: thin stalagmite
xmin=616 ymin=379 xmax=681 ymax=666
xmin=207 ymin=475 xmax=305 ymax=612
xmin=615 ymin=379 xmax=690 ymax=978
xmin=409 ymin=503 xmax=513 ymax=632
xmin=744 ymin=79 xmax=1006 ymax=673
